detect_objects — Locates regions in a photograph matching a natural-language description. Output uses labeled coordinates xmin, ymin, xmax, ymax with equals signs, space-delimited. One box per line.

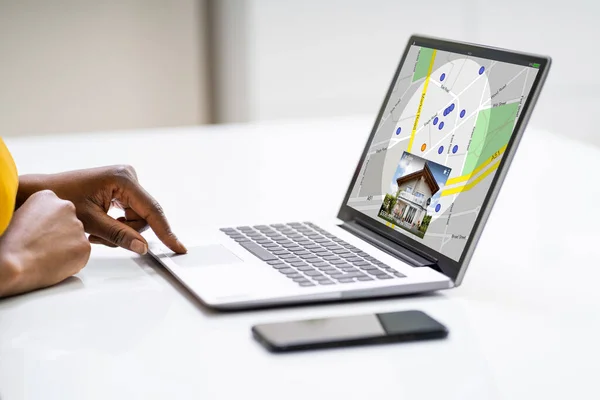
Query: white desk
xmin=1 ymin=116 xmax=599 ymax=400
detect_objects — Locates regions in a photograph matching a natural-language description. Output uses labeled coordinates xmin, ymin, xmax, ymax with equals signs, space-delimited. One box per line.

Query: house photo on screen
xmin=378 ymin=151 xmax=451 ymax=238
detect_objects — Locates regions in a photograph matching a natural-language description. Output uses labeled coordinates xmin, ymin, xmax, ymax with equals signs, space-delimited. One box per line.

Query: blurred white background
xmin=1 ymin=0 xmax=598 ymax=145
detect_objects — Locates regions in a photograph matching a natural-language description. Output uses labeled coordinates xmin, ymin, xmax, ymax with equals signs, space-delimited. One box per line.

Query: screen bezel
xmin=337 ymin=34 xmax=551 ymax=284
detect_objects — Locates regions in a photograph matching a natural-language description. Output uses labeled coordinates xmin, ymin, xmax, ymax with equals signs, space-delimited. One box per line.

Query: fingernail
xmin=131 ymin=239 xmax=148 ymax=255
xmin=178 ymin=240 xmax=188 ymax=253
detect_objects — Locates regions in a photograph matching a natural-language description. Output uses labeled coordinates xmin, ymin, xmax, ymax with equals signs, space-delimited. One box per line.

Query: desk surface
xmin=2 ymin=116 xmax=599 ymax=400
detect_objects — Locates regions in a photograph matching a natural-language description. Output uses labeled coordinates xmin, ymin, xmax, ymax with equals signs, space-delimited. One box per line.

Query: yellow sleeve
xmin=0 ymin=138 xmax=18 ymax=236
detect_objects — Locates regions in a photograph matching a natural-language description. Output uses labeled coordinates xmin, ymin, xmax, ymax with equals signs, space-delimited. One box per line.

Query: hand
xmin=0 ymin=190 xmax=91 ymax=297
xmin=16 ymin=165 xmax=187 ymax=255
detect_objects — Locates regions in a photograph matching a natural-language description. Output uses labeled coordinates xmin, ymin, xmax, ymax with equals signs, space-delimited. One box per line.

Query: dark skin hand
xmin=16 ymin=165 xmax=187 ymax=255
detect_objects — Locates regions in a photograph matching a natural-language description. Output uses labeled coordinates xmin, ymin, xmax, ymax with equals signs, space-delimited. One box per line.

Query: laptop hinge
xmin=340 ymin=220 xmax=440 ymax=271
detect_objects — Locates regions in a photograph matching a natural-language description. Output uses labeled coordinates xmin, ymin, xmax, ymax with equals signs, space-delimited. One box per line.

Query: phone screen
xmin=253 ymin=310 xmax=447 ymax=351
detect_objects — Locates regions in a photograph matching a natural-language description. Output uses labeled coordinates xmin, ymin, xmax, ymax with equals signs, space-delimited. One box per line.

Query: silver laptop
xmin=147 ymin=35 xmax=551 ymax=310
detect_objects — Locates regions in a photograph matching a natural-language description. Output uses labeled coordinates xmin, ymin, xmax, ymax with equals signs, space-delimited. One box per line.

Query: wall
xmin=0 ymin=0 xmax=209 ymax=136
xmin=213 ymin=0 xmax=600 ymax=146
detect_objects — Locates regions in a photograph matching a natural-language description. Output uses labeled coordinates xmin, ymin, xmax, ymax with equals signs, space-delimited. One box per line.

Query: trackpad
xmin=167 ymin=245 xmax=242 ymax=267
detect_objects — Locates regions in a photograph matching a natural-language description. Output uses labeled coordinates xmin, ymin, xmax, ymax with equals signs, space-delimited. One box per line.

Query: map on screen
xmin=347 ymin=44 xmax=539 ymax=261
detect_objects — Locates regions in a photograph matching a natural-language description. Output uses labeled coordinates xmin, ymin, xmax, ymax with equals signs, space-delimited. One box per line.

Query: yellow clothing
xmin=0 ymin=138 xmax=18 ymax=235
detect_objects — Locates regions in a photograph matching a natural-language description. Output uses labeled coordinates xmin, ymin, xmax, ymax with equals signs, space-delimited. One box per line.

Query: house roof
xmin=396 ymin=163 xmax=440 ymax=194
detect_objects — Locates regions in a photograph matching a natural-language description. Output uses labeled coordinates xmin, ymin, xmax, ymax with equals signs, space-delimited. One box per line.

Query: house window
xmin=405 ymin=186 xmax=413 ymax=193
xmin=405 ymin=207 xmax=416 ymax=223
xmin=414 ymin=192 xmax=425 ymax=200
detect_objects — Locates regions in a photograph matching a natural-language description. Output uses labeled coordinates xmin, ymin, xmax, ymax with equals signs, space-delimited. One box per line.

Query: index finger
xmin=120 ymin=182 xmax=187 ymax=254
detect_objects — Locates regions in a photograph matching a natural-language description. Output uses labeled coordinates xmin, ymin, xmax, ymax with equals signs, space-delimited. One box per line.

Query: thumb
xmin=85 ymin=211 xmax=149 ymax=255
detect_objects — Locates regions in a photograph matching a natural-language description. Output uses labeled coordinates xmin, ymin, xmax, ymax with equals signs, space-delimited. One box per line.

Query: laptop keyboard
xmin=220 ymin=222 xmax=405 ymax=287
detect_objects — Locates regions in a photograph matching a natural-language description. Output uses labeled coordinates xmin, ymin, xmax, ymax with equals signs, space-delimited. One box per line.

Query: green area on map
xmin=412 ymin=47 xmax=435 ymax=82
xmin=463 ymin=102 xmax=519 ymax=175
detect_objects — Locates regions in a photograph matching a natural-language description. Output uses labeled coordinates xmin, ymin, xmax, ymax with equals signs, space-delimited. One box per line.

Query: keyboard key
xmin=312 ymin=275 xmax=331 ymax=281
xmin=220 ymin=228 xmax=236 ymax=233
xmin=233 ymin=237 xmax=250 ymax=242
xmin=256 ymin=239 xmax=272 ymax=244
xmin=353 ymin=261 xmax=371 ymax=267
xmin=254 ymin=225 xmax=270 ymax=230
xmin=292 ymin=276 xmax=308 ymax=282
xmin=237 ymin=226 xmax=253 ymax=231
xmin=393 ymin=272 xmax=406 ymax=278
xmin=281 ymin=242 xmax=297 ymax=248
xmin=357 ymin=264 xmax=378 ymax=271
xmin=322 ymin=269 xmax=339 ymax=276
xmin=286 ymin=257 xmax=302 ymax=264
xmin=262 ymin=243 xmax=280 ymax=249
xmin=238 ymin=241 xmax=278 ymax=261
xmin=291 ymin=262 xmax=309 ymax=268
xmin=273 ymin=250 xmax=290 ymax=255
xmin=337 ymin=278 xmax=355 ymax=283
xmin=297 ymin=240 xmax=312 ymax=246
xmin=330 ymin=259 xmax=347 ymax=265
xmin=322 ymin=242 xmax=339 ymax=248
xmin=280 ymin=253 xmax=296 ymax=259
xmin=376 ymin=274 xmax=393 ymax=280
xmin=347 ymin=257 xmax=362 ymax=262
xmin=304 ymin=270 xmax=324 ymax=277
xmin=287 ymin=222 xmax=303 ymax=227
xmin=328 ymin=246 xmax=345 ymax=252
xmin=357 ymin=276 xmax=374 ymax=281
xmin=357 ymin=251 xmax=369 ymax=257
xmin=305 ymin=245 xmax=321 ymax=250
xmin=306 ymin=258 xmax=322 ymax=264
xmin=323 ymin=256 xmax=340 ymax=261
xmin=339 ymin=266 xmax=359 ymax=273
xmin=292 ymin=250 xmax=310 ymax=256
xmin=332 ymin=249 xmax=348 ymax=254
xmin=331 ymin=272 xmax=365 ymax=279
xmin=314 ymin=238 xmax=330 ymax=243
xmin=315 ymin=251 xmax=331 ymax=257
xmin=298 ymin=281 xmax=316 ymax=287
xmin=299 ymin=253 xmax=316 ymax=259
xmin=270 ymin=224 xmax=286 ymax=228
xmin=312 ymin=262 xmax=329 ymax=268
xmin=339 ymin=253 xmax=356 ymax=259
xmin=297 ymin=266 xmax=315 ymax=272
xmin=267 ymin=260 xmax=284 ymax=265
xmin=278 ymin=268 xmax=296 ymax=275
xmin=318 ymin=280 xmax=336 ymax=285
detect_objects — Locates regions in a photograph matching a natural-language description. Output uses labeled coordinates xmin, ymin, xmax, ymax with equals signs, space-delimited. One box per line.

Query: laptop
xmin=147 ymin=35 xmax=551 ymax=310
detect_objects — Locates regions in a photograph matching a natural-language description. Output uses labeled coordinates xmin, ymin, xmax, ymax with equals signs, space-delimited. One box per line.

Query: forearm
xmin=15 ymin=174 xmax=50 ymax=210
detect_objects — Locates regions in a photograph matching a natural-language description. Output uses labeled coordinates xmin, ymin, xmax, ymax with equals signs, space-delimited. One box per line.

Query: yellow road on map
xmin=441 ymin=158 xmax=501 ymax=197
xmin=407 ymin=50 xmax=437 ymax=153
xmin=445 ymin=144 xmax=507 ymax=186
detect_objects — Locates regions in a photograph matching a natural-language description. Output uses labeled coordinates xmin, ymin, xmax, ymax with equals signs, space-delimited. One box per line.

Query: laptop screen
xmin=345 ymin=42 xmax=541 ymax=262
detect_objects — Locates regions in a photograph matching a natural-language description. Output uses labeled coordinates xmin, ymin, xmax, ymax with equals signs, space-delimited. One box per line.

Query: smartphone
xmin=252 ymin=310 xmax=448 ymax=352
